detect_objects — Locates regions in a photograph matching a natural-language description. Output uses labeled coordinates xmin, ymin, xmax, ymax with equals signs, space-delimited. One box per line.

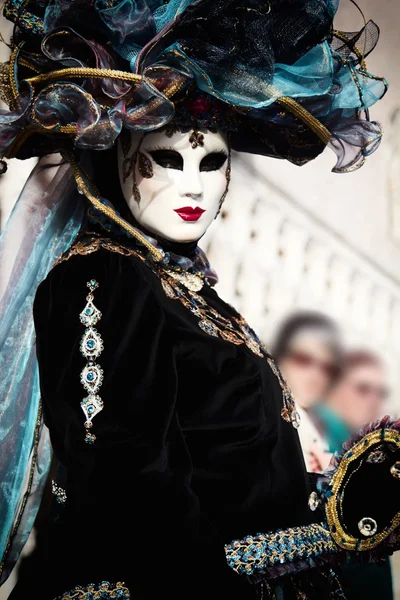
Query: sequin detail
xmin=390 ymin=461 xmax=400 ymax=479
xmin=308 ymin=491 xmax=320 ymax=512
xmin=358 ymin=517 xmax=378 ymax=537
xmin=52 ymin=480 xmax=67 ymax=505
xmin=54 ymin=581 xmax=130 ymax=599
xmin=225 ymin=524 xmax=337 ymax=576
xmin=79 ymin=281 xmax=104 ymax=443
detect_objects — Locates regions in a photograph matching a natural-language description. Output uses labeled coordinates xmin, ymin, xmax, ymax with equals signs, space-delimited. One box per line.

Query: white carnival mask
xmin=118 ymin=127 xmax=230 ymax=243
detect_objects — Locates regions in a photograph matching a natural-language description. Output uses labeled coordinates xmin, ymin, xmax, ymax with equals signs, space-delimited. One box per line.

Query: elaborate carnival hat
xmin=0 ymin=0 xmax=389 ymax=583
xmin=0 ymin=0 xmax=388 ymax=174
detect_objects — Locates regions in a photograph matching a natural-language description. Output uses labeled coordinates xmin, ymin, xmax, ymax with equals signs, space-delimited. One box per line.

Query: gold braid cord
xmin=276 ymin=97 xmax=331 ymax=145
xmin=63 ymin=151 xmax=164 ymax=262
xmin=0 ymin=62 xmax=14 ymax=106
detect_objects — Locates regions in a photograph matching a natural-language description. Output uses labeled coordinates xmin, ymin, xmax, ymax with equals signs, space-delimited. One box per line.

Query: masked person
xmin=0 ymin=2 xmax=398 ymax=600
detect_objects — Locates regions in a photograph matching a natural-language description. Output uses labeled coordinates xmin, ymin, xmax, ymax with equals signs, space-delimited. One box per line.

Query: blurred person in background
xmin=272 ymin=312 xmax=343 ymax=473
xmin=316 ymin=350 xmax=389 ymax=452
xmin=315 ymin=351 xmax=393 ymax=600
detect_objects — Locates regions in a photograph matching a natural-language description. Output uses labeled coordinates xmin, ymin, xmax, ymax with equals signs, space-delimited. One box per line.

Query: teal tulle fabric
xmin=0 ymin=159 xmax=84 ymax=582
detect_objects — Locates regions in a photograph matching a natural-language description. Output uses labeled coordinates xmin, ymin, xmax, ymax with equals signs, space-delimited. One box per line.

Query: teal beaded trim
xmin=4 ymin=1 xmax=44 ymax=35
xmin=79 ymin=280 xmax=104 ymax=444
xmin=225 ymin=523 xmax=337 ymax=576
xmin=55 ymin=581 xmax=130 ymax=599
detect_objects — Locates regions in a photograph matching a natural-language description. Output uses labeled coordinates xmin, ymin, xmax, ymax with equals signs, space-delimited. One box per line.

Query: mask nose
xmin=184 ymin=191 xmax=202 ymax=200
xmin=178 ymin=165 xmax=203 ymax=199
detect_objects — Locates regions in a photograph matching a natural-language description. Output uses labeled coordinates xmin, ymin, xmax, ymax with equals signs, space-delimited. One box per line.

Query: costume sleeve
xmin=33 ymin=249 xmax=246 ymax=599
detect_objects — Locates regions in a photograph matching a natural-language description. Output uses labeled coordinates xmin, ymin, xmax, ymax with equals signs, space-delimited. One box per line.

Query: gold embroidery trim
xmin=54 ymin=236 xmax=143 ymax=267
xmin=326 ymin=428 xmax=400 ymax=550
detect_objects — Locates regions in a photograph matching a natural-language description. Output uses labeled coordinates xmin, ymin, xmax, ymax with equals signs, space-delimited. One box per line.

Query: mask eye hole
xmin=147 ymin=149 xmax=183 ymax=171
xmin=200 ymin=151 xmax=228 ymax=172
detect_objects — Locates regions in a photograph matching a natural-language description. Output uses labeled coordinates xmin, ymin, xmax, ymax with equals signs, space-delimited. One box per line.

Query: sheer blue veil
xmin=0 ymin=158 xmax=84 ymax=582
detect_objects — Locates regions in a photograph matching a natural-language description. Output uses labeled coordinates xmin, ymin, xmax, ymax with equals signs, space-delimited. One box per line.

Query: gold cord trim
xmin=333 ymin=29 xmax=368 ymax=71
xmin=26 ymin=67 xmax=143 ymax=87
xmin=326 ymin=428 xmax=400 ymax=550
xmin=63 ymin=151 xmax=164 ymax=262
xmin=17 ymin=57 xmax=42 ymax=74
xmin=54 ymin=236 xmax=143 ymax=267
xmin=8 ymin=42 xmax=23 ymax=104
xmin=4 ymin=123 xmax=76 ymax=159
xmin=276 ymin=97 xmax=331 ymax=145
xmin=0 ymin=402 xmax=43 ymax=578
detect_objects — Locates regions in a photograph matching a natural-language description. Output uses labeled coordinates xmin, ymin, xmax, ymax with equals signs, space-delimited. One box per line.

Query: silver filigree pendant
xmin=79 ymin=298 xmax=102 ymax=327
xmin=80 ymin=327 xmax=104 ymax=359
xmin=81 ymin=394 xmax=104 ymax=423
xmin=79 ymin=280 xmax=104 ymax=444
xmin=80 ymin=363 xmax=104 ymax=394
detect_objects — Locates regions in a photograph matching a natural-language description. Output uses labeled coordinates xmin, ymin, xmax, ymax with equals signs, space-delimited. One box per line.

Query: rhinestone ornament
xmin=52 ymin=480 xmax=67 ymax=505
xmin=308 ymin=491 xmax=320 ymax=511
xmin=358 ymin=517 xmax=378 ymax=537
xmin=366 ymin=450 xmax=386 ymax=464
xmin=80 ymin=364 xmax=104 ymax=394
xmin=390 ymin=461 xmax=400 ymax=479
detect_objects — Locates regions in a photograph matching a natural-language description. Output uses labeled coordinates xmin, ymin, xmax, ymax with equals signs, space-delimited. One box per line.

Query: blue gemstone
xmin=88 ymin=406 xmax=94 ymax=414
xmin=86 ymin=308 xmax=92 ymax=315
xmin=87 ymin=373 xmax=94 ymax=381
xmin=87 ymin=340 xmax=95 ymax=349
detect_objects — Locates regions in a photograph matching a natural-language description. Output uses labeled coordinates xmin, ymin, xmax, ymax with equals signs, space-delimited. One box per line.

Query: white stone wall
xmin=201 ymin=0 xmax=400 ymax=417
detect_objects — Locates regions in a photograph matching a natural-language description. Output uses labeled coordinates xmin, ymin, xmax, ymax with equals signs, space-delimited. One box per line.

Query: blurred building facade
xmin=202 ymin=0 xmax=400 ymax=418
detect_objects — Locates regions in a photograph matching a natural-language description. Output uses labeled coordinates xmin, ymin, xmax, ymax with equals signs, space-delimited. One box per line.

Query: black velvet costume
xmin=9 ymin=229 xmax=340 ymax=600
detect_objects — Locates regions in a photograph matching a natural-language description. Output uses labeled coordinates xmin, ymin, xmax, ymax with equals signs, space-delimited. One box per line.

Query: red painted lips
xmin=174 ymin=206 xmax=206 ymax=222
